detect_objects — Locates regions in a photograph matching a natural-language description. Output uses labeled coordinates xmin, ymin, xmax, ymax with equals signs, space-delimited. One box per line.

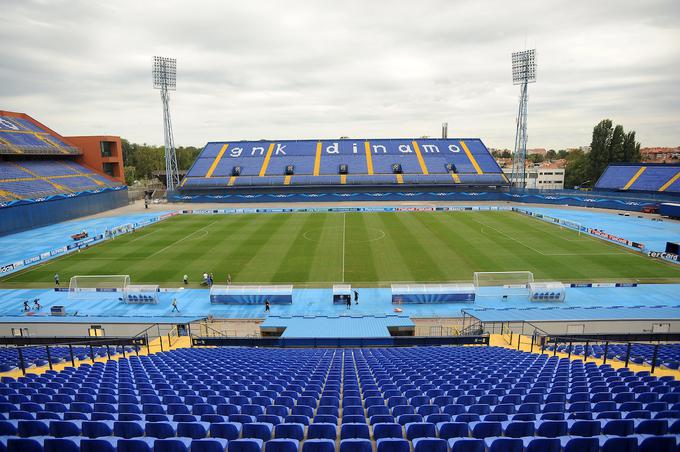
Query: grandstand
xmin=595 ymin=163 xmax=680 ymax=194
xmin=0 ymin=346 xmax=678 ymax=452
xmin=180 ymin=139 xmax=508 ymax=190
xmin=0 ymin=111 xmax=127 ymax=235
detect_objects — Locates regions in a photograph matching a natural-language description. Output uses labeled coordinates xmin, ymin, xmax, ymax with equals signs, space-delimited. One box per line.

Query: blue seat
xmin=447 ymin=438 xmax=485 ymax=452
xmin=82 ymin=420 xmax=113 ymax=438
xmin=154 ymin=438 xmax=192 ymax=452
xmin=600 ymin=437 xmax=638 ymax=452
xmin=376 ymin=438 xmax=410 ymax=452
xmin=190 ymin=439 xmax=229 ymax=452
xmin=636 ymin=419 xmax=668 ymax=435
xmin=485 ymin=438 xmax=523 ymax=452
xmin=536 ymin=420 xmax=567 ymax=438
xmin=436 ymin=421 xmax=467 ymax=440
xmin=339 ymin=439 xmax=371 ymax=452
xmin=80 ymin=438 xmax=119 ymax=452
xmin=243 ymin=422 xmax=274 ymax=441
xmin=275 ymin=423 xmax=304 ymax=441
xmin=307 ymin=423 xmax=337 ymax=440
xmin=209 ymin=421 xmax=242 ymax=440
xmin=301 ymin=439 xmax=336 ymax=452
xmin=113 ymin=420 xmax=144 ymax=438
xmin=396 ymin=414 xmax=422 ymax=426
xmin=373 ymin=422 xmax=403 ymax=440
xmin=569 ymin=420 xmax=601 ymax=437
xmin=49 ymin=420 xmax=81 ymax=437
xmin=117 ymin=438 xmax=156 ymax=452
xmin=177 ymin=421 xmax=208 ymax=439
xmin=145 ymin=421 xmax=177 ymax=439
xmin=265 ymin=439 xmax=299 ymax=452
xmin=639 ymin=436 xmax=677 ymax=452
xmin=340 ymin=422 xmax=370 ymax=439
xmin=44 ymin=438 xmax=80 ymax=452
xmin=561 ymin=437 xmax=599 ymax=452
xmin=602 ymin=419 xmax=634 ymax=436
xmin=413 ymin=438 xmax=448 ymax=452
xmin=524 ymin=438 xmax=560 ymax=452
xmin=405 ymin=421 xmax=436 ymax=440
xmin=470 ymin=421 xmax=501 ymax=439
xmin=7 ymin=438 xmax=43 ymax=452
xmin=226 ymin=438 xmax=264 ymax=452
xmin=18 ymin=419 xmax=49 ymax=437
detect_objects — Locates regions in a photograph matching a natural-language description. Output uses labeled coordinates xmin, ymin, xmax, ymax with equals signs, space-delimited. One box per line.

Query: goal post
xmin=558 ymin=219 xmax=582 ymax=235
xmin=68 ymin=275 xmax=130 ymax=299
xmin=473 ymin=271 xmax=534 ymax=296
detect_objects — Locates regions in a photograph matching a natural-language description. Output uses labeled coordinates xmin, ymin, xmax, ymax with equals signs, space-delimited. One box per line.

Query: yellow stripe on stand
xmin=364 ymin=141 xmax=374 ymax=175
xmin=258 ymin=143 xmax=276 ymax=177
xmin=659 ymin=171 xmax=680 ymax=192
xmin=396 ymin=174 xmax=404 ymax=184
xmin=205 ymin=144 xmax=229 ymax=178
xmin=313 ymin=142 xmax=322 ymax=176
xmin=460 ymin=140 xmax=483 ymax=174
xmin=622 ymin=166 xmax=646 ymax=190
xmin=451 ymin=173 xmax=461 ymax=183
xmin=227 ymin=176 xmax=236 ymax=186
xmin=411 ymin=141 xmax=429 ymax=174
xmin=284 ymin=175 xmax=292 ymax=185
xmin=0 ymin=189 xmax=18 ymax=199
xmin=340 ymin=175 xmax=347 ymax=184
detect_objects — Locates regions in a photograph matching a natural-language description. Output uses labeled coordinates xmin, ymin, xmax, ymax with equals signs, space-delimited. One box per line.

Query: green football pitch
xmin=3 ymin=210 xmax=680 ymax=288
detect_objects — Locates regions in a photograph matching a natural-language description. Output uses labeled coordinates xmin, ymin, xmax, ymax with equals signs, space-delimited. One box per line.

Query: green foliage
xmin=123 ymin=166 xmax=136 ymax=185
xmin=557 ymin=150 xmax=569 ymax=159
xmin=587 ymin=119 xmax=641 ymax=185
xmin=527 ymin=154 xmax=545 ymax=164
xmin=546 ymin=149 xmax=557 ymax=160
xmin=121 ymin=139 xmax=202 ymax=181
xmin=564 ymin=150 xmax=589 ymax=188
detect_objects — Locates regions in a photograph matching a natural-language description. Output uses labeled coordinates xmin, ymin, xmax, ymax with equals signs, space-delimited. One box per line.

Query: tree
xmin=501 ymin=150 xmax=512 ymax=158
xmin=622 ymin=131 xmax=641 ymax=162
xmin=546 ymin=149 xmax=557 ymax=161
xmin=587 ymin=119 xmax=641 ymax=183
xmin=564 ymin=149 xmax=589 ymax=188
xmin=588 ymin=119 xmax=613 ymax=182
xmin=557 ymin=149 xmax=569 ymax=159
xmin=609 ymin=125 xmax=625 ymax=162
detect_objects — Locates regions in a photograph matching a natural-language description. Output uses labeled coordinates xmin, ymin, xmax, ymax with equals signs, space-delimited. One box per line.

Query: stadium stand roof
xmin=180 ymin=138 xmax=508 ymax=189
xmin=595 ymin=163 xmax=680 ymax=194
xmin=0 ymin=111 xmax=79 ymax=155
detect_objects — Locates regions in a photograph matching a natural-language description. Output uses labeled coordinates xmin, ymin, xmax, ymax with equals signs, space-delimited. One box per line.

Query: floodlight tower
xmin=152 ymin=56 xmax=180 ymax=192
xmin=510 ymin=49 xmax=536 ymax=188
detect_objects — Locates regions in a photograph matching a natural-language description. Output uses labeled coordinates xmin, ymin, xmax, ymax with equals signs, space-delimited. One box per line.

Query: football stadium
xmin=2 ymin=3 xmax=680 ymax=452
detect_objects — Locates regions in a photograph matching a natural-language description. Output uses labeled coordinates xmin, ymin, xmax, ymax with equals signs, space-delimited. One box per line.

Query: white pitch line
xmin=341 ymin=213 xmax=346 ymax=282
xmin=147 ymin=220 xmax=218 ymax=258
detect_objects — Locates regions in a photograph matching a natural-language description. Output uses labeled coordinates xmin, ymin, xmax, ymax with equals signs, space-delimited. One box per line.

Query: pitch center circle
xmin=303 ymin=227 xmax=386 ymax=243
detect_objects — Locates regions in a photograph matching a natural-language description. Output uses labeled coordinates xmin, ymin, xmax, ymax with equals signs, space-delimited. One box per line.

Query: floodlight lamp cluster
xmin=153 ymin=56 xmax=177 ymax=90
xmin=512 ymin=49 xmax=536 ymax=85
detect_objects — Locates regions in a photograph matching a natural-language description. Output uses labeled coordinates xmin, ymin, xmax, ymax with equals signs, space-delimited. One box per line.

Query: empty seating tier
xmin=595 ymin=164 xmax=680 ymax=194
xmin=0 ymin=345 xmax=678 ymax=451
xmin=0 ymin=115 xmax=79 ymax=155
xmin=181 ymin=139 xmax=508 ymax=189
xmin=0 ymin=160 xmax=121 ymax=202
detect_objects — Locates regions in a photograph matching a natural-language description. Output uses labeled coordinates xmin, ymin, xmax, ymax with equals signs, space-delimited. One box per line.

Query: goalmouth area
xmin=2 ymin=208 xmax=680 ymax=288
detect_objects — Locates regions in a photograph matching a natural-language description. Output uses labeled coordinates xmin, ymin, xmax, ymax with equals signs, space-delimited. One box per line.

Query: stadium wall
xmin=0 ymin=188 xmax=128 ymax=236
xmin=172 ymin=187 xmax=677 ymax=212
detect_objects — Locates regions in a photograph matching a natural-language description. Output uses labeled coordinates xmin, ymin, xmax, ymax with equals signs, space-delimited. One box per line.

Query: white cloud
xmin=1 ymin=0 xmax=678 ymax=149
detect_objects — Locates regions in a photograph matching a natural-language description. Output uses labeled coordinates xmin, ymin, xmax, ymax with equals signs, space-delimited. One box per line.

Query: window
xmin=102 ymin=162 xmax=116 ymax=177
xmin=88 ymin=325 xmax=104 ymax=337
xmin=100 ymin=141 xmax=114 ymax=157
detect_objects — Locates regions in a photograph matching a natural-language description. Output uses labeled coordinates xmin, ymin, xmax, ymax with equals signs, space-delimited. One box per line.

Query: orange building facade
xmin=66 ymin=136 xmax=125 ymax=183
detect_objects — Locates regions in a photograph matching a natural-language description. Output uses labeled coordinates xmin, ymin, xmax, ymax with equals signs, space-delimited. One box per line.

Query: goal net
xmin=68 ymin=275 xmax=130 ymax=299
xmin=473 ymin=271 xmax=534 ymax=297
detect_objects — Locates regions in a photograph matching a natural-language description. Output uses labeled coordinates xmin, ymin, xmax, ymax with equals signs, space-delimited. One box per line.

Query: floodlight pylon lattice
xmin=510 ymin=49 xmax=536 ymax=189
xmin=153 ymin=56 xmax=180 ymax=192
